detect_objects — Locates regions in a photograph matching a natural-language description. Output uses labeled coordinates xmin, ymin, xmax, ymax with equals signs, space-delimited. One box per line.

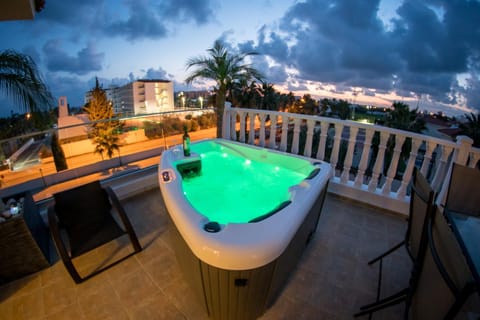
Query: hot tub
xmin=159 ymin=139 xmax=331 ymax=320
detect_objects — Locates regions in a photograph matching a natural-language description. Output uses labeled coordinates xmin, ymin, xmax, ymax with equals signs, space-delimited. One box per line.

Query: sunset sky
xmin=0 ymin=0 xmax=479 ymax=117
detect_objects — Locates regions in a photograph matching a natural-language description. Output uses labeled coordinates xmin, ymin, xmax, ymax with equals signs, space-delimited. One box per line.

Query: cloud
xmin=43 ymin=41 xmax=104 ymax=75
xmin=157 ymin=0 xmax=216 ymax=25
xmin=44 ymin=74 xmax=91 ymax=107
xmin=239 ymin=0 xmax=479 ymax=113
xmin=104 ymin=0 xmax=168 ymax=41
xmin=141 ymin=67 xmax=174 ymax=80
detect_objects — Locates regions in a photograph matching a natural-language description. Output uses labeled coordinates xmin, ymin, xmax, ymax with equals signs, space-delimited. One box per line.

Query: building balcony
xmin=0 ymin=106 xmax=478 ymax=319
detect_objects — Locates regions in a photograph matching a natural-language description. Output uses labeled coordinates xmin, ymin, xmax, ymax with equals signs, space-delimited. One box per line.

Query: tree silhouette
xmin=460 ymin=112 xmax=480 ymax=147
xmin=185 ymin=40 xmax=264 ymax=137
xmin=0 ymin=50 xmax=54 ymax=113
xmin=83 ymin=78 xmax=122 ymax=159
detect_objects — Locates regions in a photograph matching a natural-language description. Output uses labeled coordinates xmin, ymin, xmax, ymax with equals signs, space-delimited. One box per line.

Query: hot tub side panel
xmin=168 ymin=215 xmax=276 ymax=320
xmin=166 ymin=181 xmax=329 ymax=320
xmin=266 ymin=180 xmax=329 ymax=307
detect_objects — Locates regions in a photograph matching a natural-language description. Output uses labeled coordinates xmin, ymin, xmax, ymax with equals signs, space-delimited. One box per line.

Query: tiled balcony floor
xmin=0 ymin=188 xmax=410 ymax=320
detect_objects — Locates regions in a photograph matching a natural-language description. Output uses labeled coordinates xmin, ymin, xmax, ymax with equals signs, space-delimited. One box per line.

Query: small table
xmin=445 ymin=210 xmax=480 ymax=291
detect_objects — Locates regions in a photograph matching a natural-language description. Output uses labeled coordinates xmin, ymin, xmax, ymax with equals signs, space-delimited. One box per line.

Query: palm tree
xmin=185 ymin=40 xmax=264 ymax=137
xmin=0 ymin=50 xmax=54 ymax=113
xmin=384 ymin=101 xmax=425 ymax=133
xmin=460 ymin=113 xmax=480 ymax=147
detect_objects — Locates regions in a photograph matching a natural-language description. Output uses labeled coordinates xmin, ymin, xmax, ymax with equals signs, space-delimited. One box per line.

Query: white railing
xmin=223 ymin=104 xmax=480 ymax=215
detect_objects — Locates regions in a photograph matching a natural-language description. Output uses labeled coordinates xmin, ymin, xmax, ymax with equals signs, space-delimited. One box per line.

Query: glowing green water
xmin=179 ymin=142 xmax=313 ymax=224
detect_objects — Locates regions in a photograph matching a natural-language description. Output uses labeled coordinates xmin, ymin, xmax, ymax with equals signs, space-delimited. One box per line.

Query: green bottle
xmin=183 ymin=125 xmax=190 ymax=157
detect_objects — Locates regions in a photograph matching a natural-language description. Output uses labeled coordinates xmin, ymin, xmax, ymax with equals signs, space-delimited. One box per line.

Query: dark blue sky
xmin=1 ymin=0 xmax=479 ymax=117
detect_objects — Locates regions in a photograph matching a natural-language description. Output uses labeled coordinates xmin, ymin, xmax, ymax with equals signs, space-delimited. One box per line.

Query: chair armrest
xmin=104 ymin=186 xmax=142 ymax=252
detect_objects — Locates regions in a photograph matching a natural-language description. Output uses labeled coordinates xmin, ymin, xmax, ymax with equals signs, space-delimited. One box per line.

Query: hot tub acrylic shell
xmin=159 ymin=139 xmax=331 ymax=319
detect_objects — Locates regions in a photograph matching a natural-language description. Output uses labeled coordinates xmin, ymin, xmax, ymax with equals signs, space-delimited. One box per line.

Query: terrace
xmin=0 ymin=106 xmax=479 ymax=319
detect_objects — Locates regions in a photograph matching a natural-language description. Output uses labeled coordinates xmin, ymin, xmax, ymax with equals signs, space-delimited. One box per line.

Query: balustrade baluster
xmin=397 ymin=138 xmax=421 ymax=199
xmin=291 ymin=118 xmax=301 ymax=154
xmin=304 ymin=119 xmax=315 ymax=157
xmin=259 ymin=113 xmax=266 ymax=147
xmin=382 ymin=134 xmax=406 ymax=195
xmin=248 ymin=112 xmax=256 ymax=145
xmin=329 ymin=123 xmax=344 ymax=174
xmin=269 ymin=114 xmax=278 ymax=149
xmin=368 ymin=131 xmax=389 ymax=192
xmin=341 ymin=126 xmax=359 ymax=184
xmin=239 ymin=111 xmax=246 ymax=143
xmin=354 ymin=128 xmax=374 ymax=188
xmin=430 ymin=145 xmax=453 ymax=193
xmin=420 ymin=140 xmax=435 ymax=176
xmin=316 ymin=121 xmax=329 ymax=161
xmin=280 ymin=114 xmax=289 ymax=151
xmin=230 ymin=112 xmax=237 ymax=140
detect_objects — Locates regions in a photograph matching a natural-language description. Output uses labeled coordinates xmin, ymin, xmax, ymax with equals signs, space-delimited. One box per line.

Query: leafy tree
xmin=384 ymin=101 xmax=425 ymax=133
xmin=50 ymin=131 xmax=68 ymax=171
xmin=330 ymin=99 xmax=351 ymax=120
xmin=185 ymin=40 xmax=264 ymax=137
xmin=0 ymin=50 xmax=54 ymax=113
xmin=460 ymin=112 xmax=480 ymax=147
xmin=289 ymin=94 xmax=319 ymax=115
xmin=83 ymin=78 xmax=123 ymax=159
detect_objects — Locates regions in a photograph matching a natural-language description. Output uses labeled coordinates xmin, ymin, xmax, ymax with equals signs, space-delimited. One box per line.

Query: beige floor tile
xmin=44 ymin=302 xmax=86 ymax=320
xmin=111 ymin=270 xmax=160 ymax=308
xmin=42 ymin=280 xmax=77 ymax=316
xmin=127 ymin=291 xmax=186 ymax=320
xmin=8 ymin=287 xmax=45 ymax=320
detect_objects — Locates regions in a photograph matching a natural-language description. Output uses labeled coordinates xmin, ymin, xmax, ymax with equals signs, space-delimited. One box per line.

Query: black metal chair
xmin=408 ymin=207 xmax=479 ymax=319
xmin=444 ymin=163 xmax=480 ymax=217
xmin=355 ymin=167 xmax=435 ymax=317
xmin=48 ymin=181 xmax=142 ymax=283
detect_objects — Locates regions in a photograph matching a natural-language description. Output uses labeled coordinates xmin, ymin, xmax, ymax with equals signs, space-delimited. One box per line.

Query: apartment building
xmin=87 ymin=79 xmax=175 ymax=116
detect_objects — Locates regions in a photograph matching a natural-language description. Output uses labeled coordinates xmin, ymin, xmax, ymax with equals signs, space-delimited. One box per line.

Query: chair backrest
xmin=406 ymin=167 xmax=435 ymax=261
xmin=53 ymin=181 xmax=112 ymax=234
xmin=445 ymin=163 xmax=480 ymax=216
xmin=409 ymin=207 xmax=475 ymax=319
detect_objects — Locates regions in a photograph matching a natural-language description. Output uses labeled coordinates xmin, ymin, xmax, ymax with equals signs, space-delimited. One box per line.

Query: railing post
xmin=222 ymin=102 xmax=231 ymax=139
xmin=354 ymin=128 xmax=374 ymax=188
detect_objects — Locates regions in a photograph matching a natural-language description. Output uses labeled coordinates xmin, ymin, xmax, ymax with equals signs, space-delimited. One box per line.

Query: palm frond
xmin=0 ymin=50 xmax=54 ymax=112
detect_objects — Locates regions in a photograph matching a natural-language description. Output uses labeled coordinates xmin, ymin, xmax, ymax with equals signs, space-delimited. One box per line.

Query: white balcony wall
xmin=222 ymin=104 xmax=480 ymax=215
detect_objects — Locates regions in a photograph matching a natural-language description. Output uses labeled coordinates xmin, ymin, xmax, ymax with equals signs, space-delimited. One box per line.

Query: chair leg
xmin=359 ymin=287 xmax=409 ymax=311
xmin=368 ymin=240 xmax=405 ymax=265
xmin=62 ymin=259 xmax=83 ymax=284
xmin=354 ymin=295 xmax=406 ymax=318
